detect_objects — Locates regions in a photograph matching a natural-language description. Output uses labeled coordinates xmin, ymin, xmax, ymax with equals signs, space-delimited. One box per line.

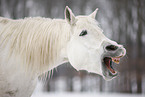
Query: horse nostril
xmin=106 ymin=45 xmax=118 ymax=51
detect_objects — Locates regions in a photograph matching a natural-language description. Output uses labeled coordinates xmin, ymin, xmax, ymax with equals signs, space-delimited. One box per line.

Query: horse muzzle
xmin=101 ymin=44 xmax=126 ymax=80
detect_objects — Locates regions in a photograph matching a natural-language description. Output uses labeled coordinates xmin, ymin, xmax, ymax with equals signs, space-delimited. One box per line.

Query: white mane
xmin=0 ymin=17 xmax=71 ymax=75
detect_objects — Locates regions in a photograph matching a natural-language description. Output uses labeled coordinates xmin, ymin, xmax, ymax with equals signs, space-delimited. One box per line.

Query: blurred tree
xmin=136 ymin=0 xmax=143 ymax=93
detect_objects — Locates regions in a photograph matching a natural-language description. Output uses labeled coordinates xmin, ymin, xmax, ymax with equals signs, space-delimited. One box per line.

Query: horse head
xmin=65 ymin=6 xmax=126 ymax=80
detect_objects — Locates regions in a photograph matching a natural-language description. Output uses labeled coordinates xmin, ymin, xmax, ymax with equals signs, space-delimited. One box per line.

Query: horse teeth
xmin=112 ymin=57 xmax=120 ymax=64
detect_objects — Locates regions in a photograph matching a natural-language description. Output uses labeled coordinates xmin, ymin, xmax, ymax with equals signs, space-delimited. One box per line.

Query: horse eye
xmin=79 ymin=30 xmax=87 ymax=36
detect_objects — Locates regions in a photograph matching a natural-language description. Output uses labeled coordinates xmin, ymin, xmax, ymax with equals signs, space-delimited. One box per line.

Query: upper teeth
xmin=111 ymin=57 xmax=120 ymax=64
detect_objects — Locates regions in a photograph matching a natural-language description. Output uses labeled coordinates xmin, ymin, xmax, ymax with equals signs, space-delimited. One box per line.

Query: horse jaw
xmin=67 ymin=36 xmax=104 ymax=76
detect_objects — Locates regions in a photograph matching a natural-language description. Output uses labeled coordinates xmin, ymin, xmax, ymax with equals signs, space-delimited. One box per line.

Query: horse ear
xmin=89 ymin=8 xmax=98 ymax=19
xmin=65 ymin=6 xmax=76 ymax=25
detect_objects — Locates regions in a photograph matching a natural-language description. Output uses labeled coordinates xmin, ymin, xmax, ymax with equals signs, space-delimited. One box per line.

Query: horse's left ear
xmin=65 ymin=6 xmax=76 ymax=25
xmin=89 ymin=8 xmax=99 ymax=19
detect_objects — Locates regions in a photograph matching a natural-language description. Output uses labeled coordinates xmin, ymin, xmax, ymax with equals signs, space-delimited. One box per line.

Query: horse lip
xmin=109 ymin=71 xmax=118 ymax=77
xmin=102 ymin=63 xmax=118 ymax=80
xmin=101 ymin=56 xmax=120 ymax=79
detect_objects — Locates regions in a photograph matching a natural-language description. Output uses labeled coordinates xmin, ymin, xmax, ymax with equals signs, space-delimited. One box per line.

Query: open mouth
xmin=103 ymin=56 xmax=121 ymax=75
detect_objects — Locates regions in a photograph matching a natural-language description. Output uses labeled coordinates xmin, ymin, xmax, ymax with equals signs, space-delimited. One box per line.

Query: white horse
xmin=0 ymin=6 xmax=126 ymax=97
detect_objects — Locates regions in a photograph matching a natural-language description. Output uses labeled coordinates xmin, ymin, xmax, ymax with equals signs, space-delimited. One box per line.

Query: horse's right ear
xmin=89 ymin=8 xmax=98 ymax=19
xmin=65 ymin=6 xmax=76 ymax=25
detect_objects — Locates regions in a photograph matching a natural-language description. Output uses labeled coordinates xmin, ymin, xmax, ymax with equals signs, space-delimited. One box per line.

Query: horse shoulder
xmin=0 ymin=68 xmax=37 ymax=97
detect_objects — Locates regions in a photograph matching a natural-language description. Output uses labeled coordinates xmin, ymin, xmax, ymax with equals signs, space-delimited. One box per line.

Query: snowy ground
xmin=32 ymin=92 xmax=144 ymax=97
xmin=31 ymin=81 xmax=144 ymax=97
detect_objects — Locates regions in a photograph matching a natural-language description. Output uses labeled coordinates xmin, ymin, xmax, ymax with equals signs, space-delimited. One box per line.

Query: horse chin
xmin=102 ymin=63 xmax=118 ymax=81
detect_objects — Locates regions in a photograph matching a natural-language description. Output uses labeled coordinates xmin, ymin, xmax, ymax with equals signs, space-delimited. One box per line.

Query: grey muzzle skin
xmin=101 ymin=41 xmax=126 ymax=80
xmin=102 ymin=41 xmax=126 ymax=58
xmin=104 ymin=45 xmax=125 ymax=58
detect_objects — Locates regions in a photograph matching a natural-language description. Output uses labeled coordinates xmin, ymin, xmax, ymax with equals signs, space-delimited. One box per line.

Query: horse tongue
xmin=112 ymin=57 xmax=120 ymax=64
xmin=105 ymin=58 xmax=115 ymax=73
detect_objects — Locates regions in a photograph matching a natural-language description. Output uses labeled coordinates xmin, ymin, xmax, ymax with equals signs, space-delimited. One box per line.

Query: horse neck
xmin=35 ymin=19 xmax=71 ymax=74
xmin=0 ymin=17 xmax=71 ymax=76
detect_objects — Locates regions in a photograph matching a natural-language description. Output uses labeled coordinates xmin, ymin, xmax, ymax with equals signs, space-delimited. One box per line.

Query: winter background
xmin=0 ymin=0 xmax=145 ymax=97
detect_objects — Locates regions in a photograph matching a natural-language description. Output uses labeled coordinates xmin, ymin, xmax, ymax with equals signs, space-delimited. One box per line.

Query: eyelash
xmin=79 ymin=30 xmax=87 ymax=36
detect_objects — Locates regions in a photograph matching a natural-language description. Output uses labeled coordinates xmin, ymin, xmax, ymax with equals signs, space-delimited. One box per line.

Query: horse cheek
xmin=67 ymin=42 xmax=89 ymax=71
